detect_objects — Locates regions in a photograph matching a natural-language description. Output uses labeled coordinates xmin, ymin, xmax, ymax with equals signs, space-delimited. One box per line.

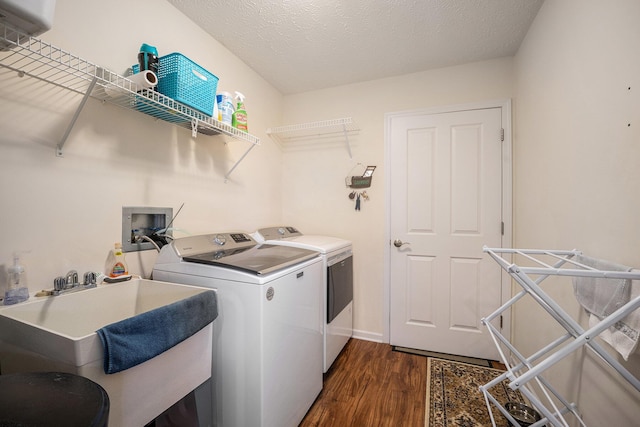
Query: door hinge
xmin=500 ymin=128 xmax=504 ymax=142
xmin=501 ymin=221 xmax=504 ymax=235
xmin=500 ymin=315 xmax=503 ymax=329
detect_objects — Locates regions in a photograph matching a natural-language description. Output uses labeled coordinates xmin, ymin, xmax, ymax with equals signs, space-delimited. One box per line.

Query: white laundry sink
xmin=0 ymin=279 xmax=214 ymax=427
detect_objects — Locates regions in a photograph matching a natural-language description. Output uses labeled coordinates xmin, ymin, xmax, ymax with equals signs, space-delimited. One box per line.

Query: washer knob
xmin=213 ymin=234 xmax=227 ymax=246
xmin=277 ymin=227 xmax=286 ymax=235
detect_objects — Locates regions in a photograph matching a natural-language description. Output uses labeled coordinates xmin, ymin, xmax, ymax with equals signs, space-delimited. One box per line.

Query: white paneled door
xmin=388 ymin=106 xmax=506 ymax=359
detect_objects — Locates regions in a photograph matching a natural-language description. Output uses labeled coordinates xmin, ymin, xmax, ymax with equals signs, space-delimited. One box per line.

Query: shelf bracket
xmin=343 ymin=122 xmax=353 ymax=159
xmin=191 ymin=118 xmax=199 ymax=138
xmin=56 ymin=77 xmax=98 ymax=157
xmin=224 ymin=143 xmax=257 ymax=183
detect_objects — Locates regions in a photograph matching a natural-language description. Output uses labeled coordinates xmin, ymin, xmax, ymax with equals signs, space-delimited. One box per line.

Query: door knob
xmin=393 ymin=239 xmax=410 ymax=248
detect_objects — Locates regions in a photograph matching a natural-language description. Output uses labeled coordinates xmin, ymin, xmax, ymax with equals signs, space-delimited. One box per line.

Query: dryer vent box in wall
xmin=122 ymin=207 xmax=173 ymax=252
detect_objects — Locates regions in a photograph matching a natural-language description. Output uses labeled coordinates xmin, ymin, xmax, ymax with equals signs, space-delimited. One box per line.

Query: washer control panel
xmin=171 ymin=232 xmax=256 ymax=257
xmin=230 ymin=233 xmax=252 ymax=243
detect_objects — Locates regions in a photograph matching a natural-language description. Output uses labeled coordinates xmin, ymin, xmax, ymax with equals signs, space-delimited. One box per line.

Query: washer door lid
xmin=183 ymin=244 xmax=319 ymax=275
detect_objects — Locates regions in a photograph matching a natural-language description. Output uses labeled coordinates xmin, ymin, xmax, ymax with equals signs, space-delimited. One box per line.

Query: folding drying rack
xmin=480 ymin=247 xmax=640 ymax=427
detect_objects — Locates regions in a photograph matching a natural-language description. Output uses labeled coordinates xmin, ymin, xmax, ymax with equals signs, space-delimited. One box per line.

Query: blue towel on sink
xmin=97 ymin=290 xmax=218 ymax=374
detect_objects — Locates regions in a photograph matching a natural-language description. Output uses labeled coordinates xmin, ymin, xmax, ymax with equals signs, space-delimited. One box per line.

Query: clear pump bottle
xmin=5 ymin=252 xmax=29 ymax=305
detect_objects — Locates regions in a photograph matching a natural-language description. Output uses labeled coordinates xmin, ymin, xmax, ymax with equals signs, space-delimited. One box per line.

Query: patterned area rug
xmin=426 ymin=358 xmax=523 ymax=427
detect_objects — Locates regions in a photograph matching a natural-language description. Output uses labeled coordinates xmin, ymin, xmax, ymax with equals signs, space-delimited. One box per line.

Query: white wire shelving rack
xmin=266 ymin=117 xmax=359 ymax=158
xmin=0 ymin=22 xmax=259 ymax=181
xmin=480 ymin=247 xmax=640 ymax=427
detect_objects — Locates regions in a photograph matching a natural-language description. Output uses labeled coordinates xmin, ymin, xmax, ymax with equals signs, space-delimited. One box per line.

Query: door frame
xmin=383 ymin=99 xmax=513 ymax=345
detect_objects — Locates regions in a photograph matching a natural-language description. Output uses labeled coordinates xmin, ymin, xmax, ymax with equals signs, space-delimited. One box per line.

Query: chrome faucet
xmin=52 ymin=270 xmax=98 ymax=296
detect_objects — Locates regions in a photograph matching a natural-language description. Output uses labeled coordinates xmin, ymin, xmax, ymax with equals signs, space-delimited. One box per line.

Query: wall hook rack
xmin=345 ymin=163 xmax=375 ymax=188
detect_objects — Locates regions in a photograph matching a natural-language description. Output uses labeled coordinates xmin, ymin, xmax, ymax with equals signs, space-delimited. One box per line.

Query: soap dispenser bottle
xmin=106 ymin=243 xmax=129 ymax=278
xmin=5 ymin=252 xmax=29 ymax=305
xmin=232 ymin=91 xmax=248 ymax=131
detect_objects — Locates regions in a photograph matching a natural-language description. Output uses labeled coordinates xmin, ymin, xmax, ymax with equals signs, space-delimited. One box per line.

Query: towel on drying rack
xmin=587 ymin=272 xmax=640 ymax=361
xmin=97 ymin=290 xmax=218 ymax=374
xmin=572 ymin=255 xmax=632 ymax=318
xmin=573 ymin=255 xmax=639 ymax=360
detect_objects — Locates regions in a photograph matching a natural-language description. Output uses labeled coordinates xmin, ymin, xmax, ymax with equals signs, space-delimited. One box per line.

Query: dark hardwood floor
xmin=300 ymin=339 xmax=428 ymax=427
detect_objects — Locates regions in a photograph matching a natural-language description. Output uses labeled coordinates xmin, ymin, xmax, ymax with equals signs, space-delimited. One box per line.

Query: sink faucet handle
xmin=53 ymin=276 xmax=66 ymax=291
xmin=65 ymin=270 xmax=79 ymax=286
xmin=83 ymin=271 xmax=97 ymax=286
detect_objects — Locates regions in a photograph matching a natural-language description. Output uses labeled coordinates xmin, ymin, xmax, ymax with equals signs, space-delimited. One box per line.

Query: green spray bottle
xmin=232 ymin=91 xmax=248 ymax=131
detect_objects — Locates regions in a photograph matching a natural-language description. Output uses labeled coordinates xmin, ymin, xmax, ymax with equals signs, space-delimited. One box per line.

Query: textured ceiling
xmin=167 ymin=0 xmax=544 ymax=95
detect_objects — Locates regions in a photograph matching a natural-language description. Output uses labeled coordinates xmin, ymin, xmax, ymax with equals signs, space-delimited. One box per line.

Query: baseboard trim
xmin=351 ymin=329 xmax=384 ymax=343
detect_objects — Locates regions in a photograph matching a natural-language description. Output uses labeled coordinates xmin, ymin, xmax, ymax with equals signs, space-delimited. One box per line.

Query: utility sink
xmin=0 ymin=279 xmax=214 ymax=427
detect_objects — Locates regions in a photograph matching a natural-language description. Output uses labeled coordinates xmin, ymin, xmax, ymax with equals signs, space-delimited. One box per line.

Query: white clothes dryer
xmin=253 ymin=226 xmax=353 ymax=373
xmin=153 ymin=232 xmax=323 ymax=427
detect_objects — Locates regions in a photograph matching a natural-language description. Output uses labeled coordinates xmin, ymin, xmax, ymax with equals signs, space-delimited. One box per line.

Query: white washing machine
xmin=253 ymin=226 xmax=353 ymax=373
xmin=152 ymin=232 xmax=323 ymax=427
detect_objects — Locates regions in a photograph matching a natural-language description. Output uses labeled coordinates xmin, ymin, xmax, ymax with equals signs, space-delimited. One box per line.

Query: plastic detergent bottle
xmin=232 ymin=91 xmax=248 ymax=131
xmin=106 ymin=243 xmax=129 ymax=278
xmin=5 ymin=252 xmax=29 ymax=305
xmin=216 ymin=91 xmax=234 ymax=125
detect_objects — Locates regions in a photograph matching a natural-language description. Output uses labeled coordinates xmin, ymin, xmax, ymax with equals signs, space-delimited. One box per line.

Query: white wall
xmin=4 ymin=2 xmax=639 ymax=422
xmin=0 ymin=0 xmax=284 ymax=289
xmin=280 ymin=58 xmax=514 ymax=339
xmin=514 ymin=0 xmax=640 ymax=424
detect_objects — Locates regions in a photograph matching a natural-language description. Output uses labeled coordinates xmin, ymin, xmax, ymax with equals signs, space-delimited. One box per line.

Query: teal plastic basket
xmin=133 ymin=52 xmax=218 ymax=117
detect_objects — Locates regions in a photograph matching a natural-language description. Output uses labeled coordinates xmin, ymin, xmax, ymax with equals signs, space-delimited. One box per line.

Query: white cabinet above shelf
xmin=0 ymin=22 xmax=259 ymax=181
xmin=267 ymin=117 xmax=359 ymax=158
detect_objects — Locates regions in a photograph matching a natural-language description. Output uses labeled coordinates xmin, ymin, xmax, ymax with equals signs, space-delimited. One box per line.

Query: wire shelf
xmin=0 ymin=22 xmax=259 ymax=179
xmin=267 ymin=117 xmax=359 ymax=157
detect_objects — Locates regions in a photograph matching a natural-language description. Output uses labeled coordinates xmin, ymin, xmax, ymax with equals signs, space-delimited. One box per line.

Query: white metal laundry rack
xmin=480 ymin=247 xmax=640 ymax=427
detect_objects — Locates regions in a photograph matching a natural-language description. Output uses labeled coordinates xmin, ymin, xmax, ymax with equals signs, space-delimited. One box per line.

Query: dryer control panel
xmin=256 ymin=226 xmax=302 ymax=240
